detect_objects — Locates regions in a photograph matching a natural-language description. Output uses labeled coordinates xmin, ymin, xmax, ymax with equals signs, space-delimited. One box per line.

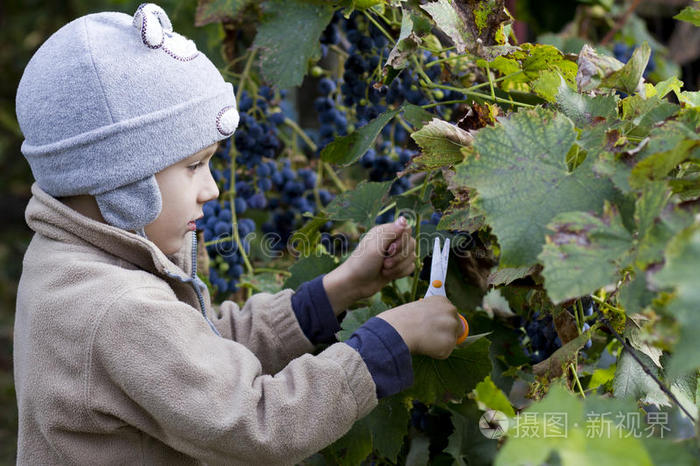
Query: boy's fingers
xmin=382 ymin=257 xmax=415 ymax=279
xmin=370 ymin=218 xmax=409 ymax=253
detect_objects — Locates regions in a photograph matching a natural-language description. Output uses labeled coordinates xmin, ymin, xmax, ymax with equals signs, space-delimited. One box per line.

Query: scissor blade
xmin=430 ymin=237 xmax=443 ymax=283
xmin=441 ymin=238 xmax=450 ymax=273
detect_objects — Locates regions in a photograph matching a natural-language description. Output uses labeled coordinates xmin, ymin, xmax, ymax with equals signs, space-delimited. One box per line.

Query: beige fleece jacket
xmin=14 ymin=183 xmax=377 ymax=465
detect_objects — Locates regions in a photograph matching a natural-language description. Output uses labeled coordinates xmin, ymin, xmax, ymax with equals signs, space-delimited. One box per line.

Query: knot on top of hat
xmin=133 ymin=3 xmax=199 ymax=61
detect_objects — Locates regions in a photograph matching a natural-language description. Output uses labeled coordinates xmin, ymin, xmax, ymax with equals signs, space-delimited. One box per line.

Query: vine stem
xmin=283 ymin=117 xmax=318 ymax=152
xmin=600 ymin=0 xmax=643 ymax=46
xmin=322 ymin=162 xmax=348 ymax=193
xmin=591 ymin=296 xmax=697 ymax=423
xmin=410 ymin=173 xmax=432 ymax=301
xmin=227 ymin=147 xmax=254 ymax=276
xmin=329 ymin=44 xmax=349 ymax=58
xmin=569 ymin=363 xmax=586 ymax=398
xmin=281 ymin=118 xmax=348 ymax=193
xmin=254 ymin=267 xmax=291 ymax=277
xmin=237 ymin=48 xmax=257 ymax=95
xmin=426 ymin=82 xmax=534 ymax=108
xmin=313 ymin=157 xmax=323 ymax=212
xmin=425 ymin=52 xmax=471 ymax=67
xmin=485 ymin=62 xmax=496 ymax=101
xmin=363 ymin=10 xmax=395 ymax=45
xmin=376 ymin=183 xmax=425 ymax=217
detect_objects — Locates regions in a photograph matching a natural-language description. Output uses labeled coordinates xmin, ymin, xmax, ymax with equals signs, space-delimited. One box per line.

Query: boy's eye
xmin=188 ymin=162 xmax=203 ymax=171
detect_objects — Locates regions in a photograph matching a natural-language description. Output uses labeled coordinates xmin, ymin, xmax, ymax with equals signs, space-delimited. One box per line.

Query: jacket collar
xmin=25 ymin=183 xmax=193 ymax=280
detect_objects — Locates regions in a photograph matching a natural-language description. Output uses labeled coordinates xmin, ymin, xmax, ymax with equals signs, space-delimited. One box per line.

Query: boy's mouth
xmin=187 ymin=221 xmax=197 ymax=231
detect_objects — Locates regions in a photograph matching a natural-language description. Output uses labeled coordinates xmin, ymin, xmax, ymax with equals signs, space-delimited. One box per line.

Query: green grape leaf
xmin=410 ymin=118 xmax=473 ymax=168
xmin=601 ymin=42 xmax=651 ymax=95
xmin=621 ymin=95 xmax=679 ymax=137
xmin=365 ymin=395 xmax=411 ymax=462
xmin=321 ymin=108 xmax=402 ymax=166
xmin=420 ymin=0 xmax=516 ymax=59
xmin=642 ymin=437 xmax=700 ymax=466
xmin=283 ymin=253 xmax=336 ymax=290
xmin=613 ymin=348 xmax=671 ymax=408
xmin=384 ymin=8 xmax=426 ymax=74
xmin=674 ymin=5 xmax=700 ymax=26
xmin=495 ymin=384 xmax=654 ymax=466
xmin=436 ymin=209 xmax=484 ymax=233
xmin=539 ymin=204 xmax=633 ymax=304
xmin=637 ymin=202 xmax=696 ymax=267
xmin=445 ymin=401 xmax=499 ymax=466
xmin=651 ymin=223 xmax=700 ymax=378
xmin=634 ymin=181 xmax=669 ymax=241
xmin=237 ymin=272 xmax=283 ymax=294
xmin=531 ymin=70 xmax=563 ymax=102
xmin=473 ymin=375 xmax=516 ymax=417
xmin=407 ymin=337 xmax=491 ymax=404
xmin=678 ymin=91 xmax=700 ymax=107
xmin=556 ymin=80 xmax=619 ymax=127
xmin=592 ymin=151 xmax=633 ymax=194
xmin=521 ymin=44 xmax=577 ymax=82
xmin=289 ymin=215 xmax=328 ymax=257
xmin=337 ymin=299 xmax=389 ymax=341
xmin=402 ymin=104 xmax=435 ymax=129
xmin=325 ymin=180 xmax=393 ymax=229
xmin=487 ymin=265 xmax=539 ymax=287
xmin=195 ymin=0 xmax=252 ymax=25
xmin=652 ymin=76 xmax=684 ymax=99
xmin=630 ymin=140 xmax=700 ymax=189
xmin=454 ymin=107 xmax=616 ymax=267
xmin=325 ymin=419 xmax=372 ymax=465
xmin=253 ymin=0 xmax=334 ymax=88
xmin=619 ymin=274 xmax=655 ymax=315
xmin=325 ymin=393 xmax=410 ymax=464
xmin=587 ymin=365 xmax=616 ymax=391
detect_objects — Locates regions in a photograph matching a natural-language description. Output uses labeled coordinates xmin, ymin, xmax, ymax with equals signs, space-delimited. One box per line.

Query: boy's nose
xmin=199 ymin=168 xmax=220 ymax=204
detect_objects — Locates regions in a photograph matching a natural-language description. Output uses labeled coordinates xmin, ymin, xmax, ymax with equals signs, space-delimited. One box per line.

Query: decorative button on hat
xmin=16 ymin=3 xmax=238 ymax=232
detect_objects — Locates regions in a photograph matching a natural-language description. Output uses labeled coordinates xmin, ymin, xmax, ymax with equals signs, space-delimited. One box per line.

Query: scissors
xmin=424 ymin=237 xmax=469 ymax=344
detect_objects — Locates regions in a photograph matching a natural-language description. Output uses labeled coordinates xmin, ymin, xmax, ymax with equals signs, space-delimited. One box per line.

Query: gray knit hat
xmin=16 ymin=3 xmax=239 ymax=231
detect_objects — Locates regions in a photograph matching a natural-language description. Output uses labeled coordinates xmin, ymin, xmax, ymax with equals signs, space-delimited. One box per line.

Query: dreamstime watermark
xmin=203 ymin=225 xmax=476 ymax=261
xmin=478 ymin=410 xmax=671 ymax=439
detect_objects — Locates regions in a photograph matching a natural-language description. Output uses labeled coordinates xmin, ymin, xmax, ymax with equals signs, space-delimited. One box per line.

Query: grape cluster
xmin=198 ymin=11 xmax=469 ymax=296
xmin=233 ymin=88 xmax=285 ymax=169
xmin=196 ymin=194 xmax=255 ymax=294
xmin=520 ymin=312 xmax=562 ymax=364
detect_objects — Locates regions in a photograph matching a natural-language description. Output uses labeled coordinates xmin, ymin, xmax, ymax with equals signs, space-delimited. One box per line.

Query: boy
xmin=13 ymin=4 xmax=463 ymax=464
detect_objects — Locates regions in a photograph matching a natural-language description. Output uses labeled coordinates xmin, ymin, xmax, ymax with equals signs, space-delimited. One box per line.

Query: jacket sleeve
xmin=90 ymin=286 xmax=378 ymax=465
xmin=210 ymin=288 xmax=316 ymax=375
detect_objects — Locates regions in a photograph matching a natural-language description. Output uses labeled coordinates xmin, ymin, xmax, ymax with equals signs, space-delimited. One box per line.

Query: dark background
xmin=0 ymin=0 xmax=697 ymax=462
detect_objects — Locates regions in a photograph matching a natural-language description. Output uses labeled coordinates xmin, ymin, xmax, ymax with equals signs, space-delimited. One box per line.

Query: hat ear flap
xmin=95 ymin=175 xmax=162 ymax=231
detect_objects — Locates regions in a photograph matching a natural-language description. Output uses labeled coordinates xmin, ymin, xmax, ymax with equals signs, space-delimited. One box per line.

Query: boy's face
xmin=145 ymin=143 xmax=220 ymax=255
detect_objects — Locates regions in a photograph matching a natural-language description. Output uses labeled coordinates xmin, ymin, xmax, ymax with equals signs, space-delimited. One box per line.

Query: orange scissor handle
xmin=456 ymin=314 xmax=469 ymax=344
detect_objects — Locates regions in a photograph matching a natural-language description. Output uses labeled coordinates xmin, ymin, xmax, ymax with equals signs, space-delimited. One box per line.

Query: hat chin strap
xmin=94 ymin=175 xmax=162 ymax=232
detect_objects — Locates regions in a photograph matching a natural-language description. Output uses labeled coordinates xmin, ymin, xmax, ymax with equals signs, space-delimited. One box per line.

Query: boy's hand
xmin=377 ymin=296 xmax=462 ymax=359
xmin=323 ymin=217 xmax=416 ymax=315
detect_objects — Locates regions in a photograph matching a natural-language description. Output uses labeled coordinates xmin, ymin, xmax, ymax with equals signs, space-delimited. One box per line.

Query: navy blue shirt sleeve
xmin=344 ymin=317 xmax=414 ymax=399
xmin=291 ymin=275 xmax=413 ymax=399
xmin=290 ymin=274 xmax=341 ymax=344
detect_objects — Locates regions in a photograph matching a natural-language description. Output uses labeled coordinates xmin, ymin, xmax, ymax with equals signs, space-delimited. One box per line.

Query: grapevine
xmin=191 ymin=0 xmax=700 ymax=464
